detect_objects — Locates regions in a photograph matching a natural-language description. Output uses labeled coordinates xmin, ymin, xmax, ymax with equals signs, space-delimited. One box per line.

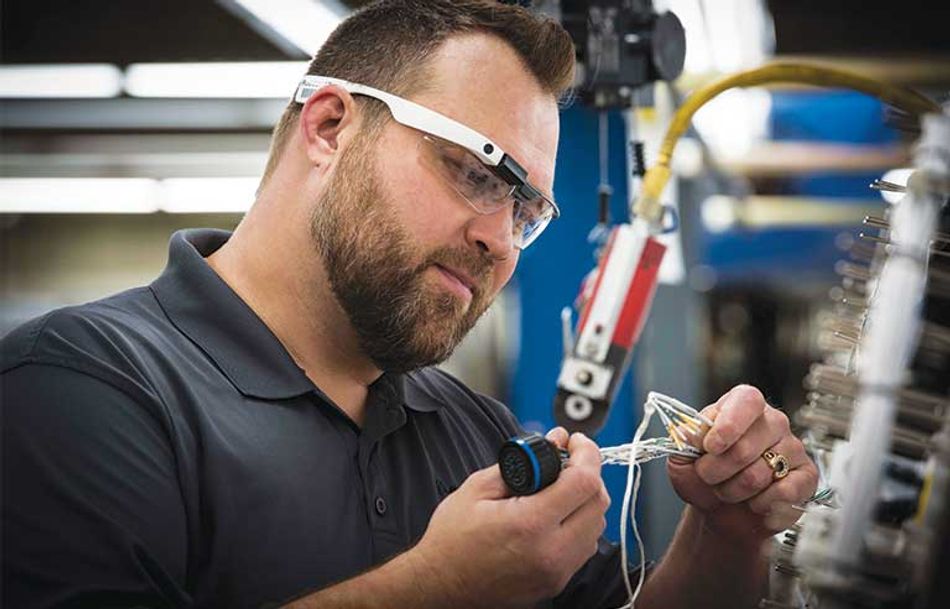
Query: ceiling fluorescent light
xmin=0 ymin=178 xmax=159 ymax=213
xmin=160 ymin=178 xmax=259 ymax=213
xmin=0 ymin=64 xmax=123 ymax=98
xmin=124 ymin=61 xmax=308 ymax=98
xmin=0 ymin=178 xmax=258 ymax=214
xmin=226 ymin=0 xmax=348 ymax=56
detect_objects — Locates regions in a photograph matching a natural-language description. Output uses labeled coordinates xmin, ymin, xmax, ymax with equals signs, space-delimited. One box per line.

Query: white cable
xmin=614 ymin=398 xmax=655 ymax=609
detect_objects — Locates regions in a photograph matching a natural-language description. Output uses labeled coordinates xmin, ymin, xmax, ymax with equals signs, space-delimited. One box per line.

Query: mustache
xmin=418 ymin=246 xmax=494 ymax=297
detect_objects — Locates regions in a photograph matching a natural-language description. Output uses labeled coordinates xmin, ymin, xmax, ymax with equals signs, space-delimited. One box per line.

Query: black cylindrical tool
xmin=498 ymin=433 xmax=568 ymax=495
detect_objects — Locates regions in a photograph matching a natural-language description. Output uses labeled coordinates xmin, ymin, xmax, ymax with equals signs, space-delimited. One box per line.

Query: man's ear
xmin=298 ymin=85 xmax=359 ymax=170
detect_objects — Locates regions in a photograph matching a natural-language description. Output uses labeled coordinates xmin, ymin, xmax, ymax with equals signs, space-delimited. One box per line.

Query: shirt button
xmin=374 ymin=496 xmax=388 ymax=516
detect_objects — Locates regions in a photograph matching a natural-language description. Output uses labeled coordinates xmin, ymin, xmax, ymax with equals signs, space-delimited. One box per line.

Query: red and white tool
xmin=553 ymin=219 xmax=666 ymax=435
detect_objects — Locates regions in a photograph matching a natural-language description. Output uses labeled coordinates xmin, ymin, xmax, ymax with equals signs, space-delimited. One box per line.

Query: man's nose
xmin=464 ymin=203 xmax=516 ymax=259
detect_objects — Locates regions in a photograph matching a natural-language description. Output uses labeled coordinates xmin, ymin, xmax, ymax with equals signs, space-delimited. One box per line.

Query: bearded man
xmin=1 ymin=1 xmax=818 ymax=608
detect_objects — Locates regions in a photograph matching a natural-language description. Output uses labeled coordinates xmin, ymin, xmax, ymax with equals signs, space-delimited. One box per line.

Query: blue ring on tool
xmin=513 ymin=437 xmax=541 ymax=493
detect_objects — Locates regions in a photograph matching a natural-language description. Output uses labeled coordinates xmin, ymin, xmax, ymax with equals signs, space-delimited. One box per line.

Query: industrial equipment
xmin=764 ymin=106 xmax=950 ymax=609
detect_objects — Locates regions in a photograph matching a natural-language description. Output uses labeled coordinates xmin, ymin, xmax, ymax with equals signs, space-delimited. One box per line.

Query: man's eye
xmin=465 ymin=169 xmax=488 ymax=185
xmin=441 ymin=156 xmax=463 ymax=173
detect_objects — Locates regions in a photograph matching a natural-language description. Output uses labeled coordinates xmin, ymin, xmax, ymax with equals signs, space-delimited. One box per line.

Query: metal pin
xmin=829 ymin=285 xmax=868 ymax=307
xmin=837 ymin=297 xmax=868 ymax=311
xmin=863 ymin=215 xmax=890 ymax=230
xmin=825 ymin=314 xmax=864 ymax=333
xmin=859 ymin=232 xmax=950 ymax=257
xmin=919 ymin=321 xmax=950 ymax=353
xmin=829 ymin=325 xmax=861 ymax=342
xmin=869 ymin=179 xmax=907 ymax=193
xmin=670 ymin=410 xmax=702 ymax=436
xmin=837 ymin=259 xmax=949 ymax=298
xmin=805 ymin=363 xmax=949 ymax=414
xmin=858 ymin=232 xmax=889 ymax=246
xmin=654 ymin=406 xmax=687 ymax=446
xmin=832 ymin=331 xmax=859 ymax=345
xmin=835 ymin=261 xmax=872 ymax=281
xmin=797 ymin=408 xmax=931 ymax=459
xmin=865 ymin=215 xmax=950 ymax=244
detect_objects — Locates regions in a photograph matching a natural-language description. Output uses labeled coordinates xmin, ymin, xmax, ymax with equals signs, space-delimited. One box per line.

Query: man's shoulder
xmin=1 ymin=286 xmax=172 ymax=389
xmin=406 ymin=367 xmax=522 ymax=435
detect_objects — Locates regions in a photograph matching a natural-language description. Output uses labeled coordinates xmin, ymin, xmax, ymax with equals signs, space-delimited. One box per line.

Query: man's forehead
xmin=411 ymin=33 xmax=561 ymax=191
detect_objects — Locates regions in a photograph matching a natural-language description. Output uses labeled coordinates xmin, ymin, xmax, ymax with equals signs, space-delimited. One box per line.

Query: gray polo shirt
xmin=1 ymin=229 xmax=633 ymax=609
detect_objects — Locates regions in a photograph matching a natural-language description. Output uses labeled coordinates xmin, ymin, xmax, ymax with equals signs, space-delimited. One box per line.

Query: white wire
xmin=592 ymin=391 xmax=710 ymax=608
xmin=600 ymin=439 xmax=701 ymax=464
xmin=614 ymin=398 xmax=654 ymax=609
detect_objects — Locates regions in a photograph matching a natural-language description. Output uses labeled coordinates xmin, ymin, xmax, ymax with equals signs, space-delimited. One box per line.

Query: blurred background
xmin=2 ymin=0 xmax=949 ymax=559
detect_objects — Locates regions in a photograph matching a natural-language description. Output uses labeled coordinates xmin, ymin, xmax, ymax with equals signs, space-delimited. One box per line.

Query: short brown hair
xmin=259 ymin=0 xmax=575 ymax=185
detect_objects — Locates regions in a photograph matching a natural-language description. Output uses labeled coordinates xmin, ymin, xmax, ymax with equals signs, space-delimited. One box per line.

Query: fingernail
xmin=705 ymin=431 xmax=726 ymax=454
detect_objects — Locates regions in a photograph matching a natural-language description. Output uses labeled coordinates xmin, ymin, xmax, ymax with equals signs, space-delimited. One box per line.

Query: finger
xmin=554 ymin=489 xmax=610 ymax=562
xmin=689 ymin=395 xmax=724 ymax=449
xmin=531 ymin=434 xmax=604 ymax=521
xmin=546 ymin=426 xmax=570 ymax=450
xmin=559 ymin=484 xmax=611 ymax=528
xmin=763 ymin=502 xmax=807 ymax=532
xmin=747 ymin=462 xmax=819 ymax=517
xmin=695 ymin=407 xmax=791 ymax=486
xmin=531 ymin=466 xmax=605 ymax=523
xmin=699 ymin=393 xmax=728 ymax=422
xmin=463 ymin=464 xmax=510 ymax=500
xmin=712 ymin=435 xmax=809 ymax=504
xmin=703 ymin=385 xmax=767 ymax=455
xmin=666 ymin=458 xmax=722 ymax=512
xmin=565 ymin=432 xmax=601 ymax=468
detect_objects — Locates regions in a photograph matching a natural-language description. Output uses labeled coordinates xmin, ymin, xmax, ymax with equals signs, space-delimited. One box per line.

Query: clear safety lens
xmin=420 ymin=135 xmax=556 ymax=249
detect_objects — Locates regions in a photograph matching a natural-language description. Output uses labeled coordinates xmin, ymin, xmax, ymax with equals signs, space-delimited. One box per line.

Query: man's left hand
xmin=667 ymin=385 xmax=819 ymax=544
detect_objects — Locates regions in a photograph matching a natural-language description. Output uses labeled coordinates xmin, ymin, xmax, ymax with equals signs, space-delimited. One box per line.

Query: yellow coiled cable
xmin=633 ymin=62 xmax=941 ymax=225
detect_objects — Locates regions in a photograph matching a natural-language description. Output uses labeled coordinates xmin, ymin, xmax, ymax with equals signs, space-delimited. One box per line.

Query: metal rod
xmin=869 ymin=179 xmax=907 ymax=193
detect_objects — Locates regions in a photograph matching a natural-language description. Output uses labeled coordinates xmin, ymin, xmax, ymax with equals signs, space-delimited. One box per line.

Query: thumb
xmin=667 ymin=458 xmax=721 ymax=512
xmin=545 ymin=426 xmax=570 ymax=450
xmin=461 ymin=464 xmax=510 ymax=500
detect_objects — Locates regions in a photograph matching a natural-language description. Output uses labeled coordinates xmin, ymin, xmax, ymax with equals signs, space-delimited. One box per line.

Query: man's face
xmin=311 ymin=34 xmax=560 ymax=373
xmin=310 ymin=130 xmax=497 ymax=372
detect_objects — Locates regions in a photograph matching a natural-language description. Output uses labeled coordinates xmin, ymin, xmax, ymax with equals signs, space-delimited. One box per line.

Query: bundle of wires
xmin=598 ymin=391 xmax=711 ymax=609
xmin=601 ymin=392 xmax=835 ymax=608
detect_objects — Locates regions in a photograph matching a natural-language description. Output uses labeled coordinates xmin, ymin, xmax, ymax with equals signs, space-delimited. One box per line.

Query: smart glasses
xmin=294 ymin=75 xmax=559 ymax=250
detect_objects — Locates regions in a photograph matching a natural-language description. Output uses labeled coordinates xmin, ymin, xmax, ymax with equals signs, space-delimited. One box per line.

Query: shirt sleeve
xmin=2 ymin=363 xmax=192 ymax=609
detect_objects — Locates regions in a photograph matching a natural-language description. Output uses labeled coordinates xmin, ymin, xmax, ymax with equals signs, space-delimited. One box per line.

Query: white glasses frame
xmin=293 ymin=75 xmax=561 ymax=227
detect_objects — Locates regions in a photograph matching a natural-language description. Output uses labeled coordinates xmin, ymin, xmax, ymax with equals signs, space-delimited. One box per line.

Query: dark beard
xmin=310 ymin=134 xmax=496 ymax=373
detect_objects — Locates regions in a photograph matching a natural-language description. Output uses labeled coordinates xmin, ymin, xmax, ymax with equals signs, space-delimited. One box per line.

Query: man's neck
xmin=205 ymin=202 xmax=381 ymax=427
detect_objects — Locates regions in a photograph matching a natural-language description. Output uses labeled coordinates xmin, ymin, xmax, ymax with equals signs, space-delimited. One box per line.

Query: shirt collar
xmin=149 ymin=229 xmax=432 ymax=411
xmin=150 ymin=229 xmax=314 ymax=400
xmin=379 ymin=371 xmax=438 ymax=413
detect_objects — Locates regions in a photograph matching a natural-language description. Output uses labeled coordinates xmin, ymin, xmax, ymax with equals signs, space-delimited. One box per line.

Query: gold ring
xmin=762 ymin=449 xmax=790 ymax=479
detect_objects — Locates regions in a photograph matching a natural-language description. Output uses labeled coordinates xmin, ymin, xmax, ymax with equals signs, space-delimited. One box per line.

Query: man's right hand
xmin=411 ymin=430 xmax=610 ymax=609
